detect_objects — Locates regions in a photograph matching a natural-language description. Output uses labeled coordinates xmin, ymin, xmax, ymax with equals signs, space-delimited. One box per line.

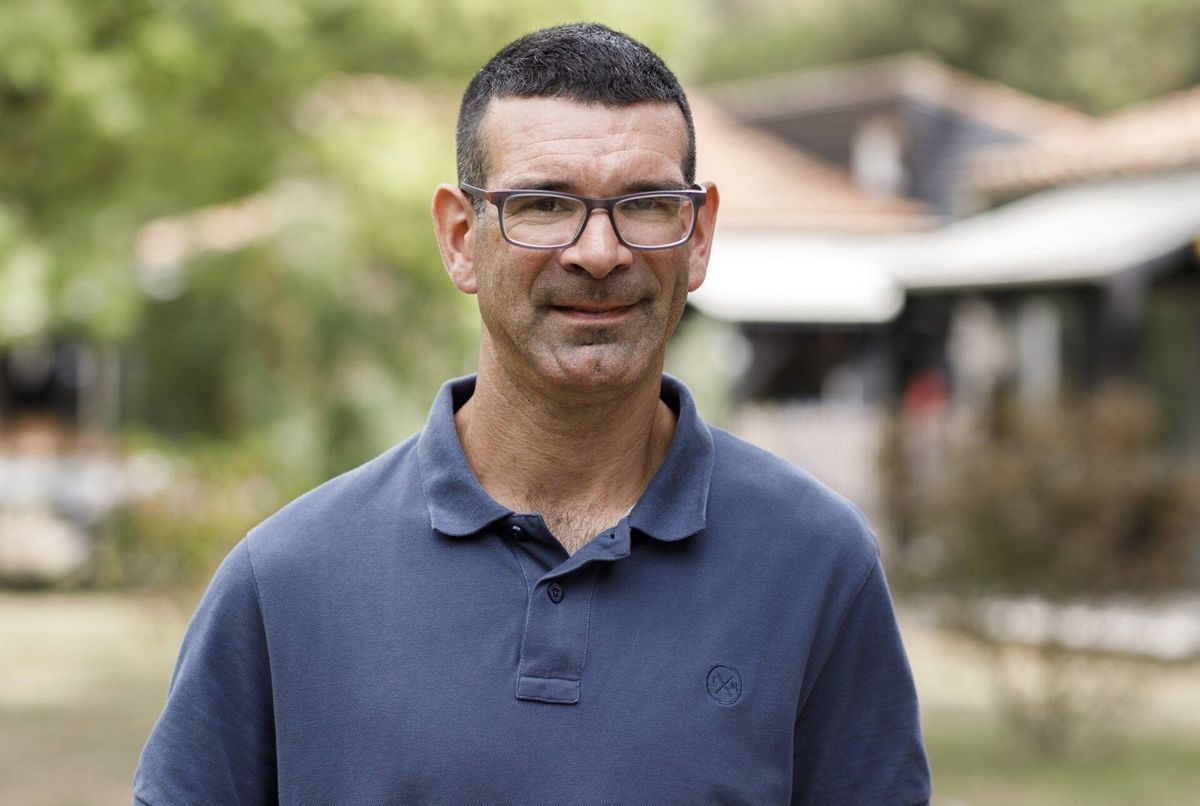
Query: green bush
xmin=92 ymin=438 xmax=299 ymax=591
xmin=888 ymin=387 xmax=1200 ymax=756
xmin=919 ymin=389 xmax=1200 ymax=600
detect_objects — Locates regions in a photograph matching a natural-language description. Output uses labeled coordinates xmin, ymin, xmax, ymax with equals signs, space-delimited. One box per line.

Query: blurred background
xmin=3 ymin=1 xmax=1200 ymax=802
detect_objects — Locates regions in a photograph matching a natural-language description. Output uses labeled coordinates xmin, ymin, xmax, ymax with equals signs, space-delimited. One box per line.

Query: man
xmin=135 ymin=23 xmax=930 ymax=805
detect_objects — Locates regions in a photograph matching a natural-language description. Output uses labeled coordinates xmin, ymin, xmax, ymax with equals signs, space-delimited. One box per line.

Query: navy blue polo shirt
xmin=135 ymin=375 xmax=930 ymax=805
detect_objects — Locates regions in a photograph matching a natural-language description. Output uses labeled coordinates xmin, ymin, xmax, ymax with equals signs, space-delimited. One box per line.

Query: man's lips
xmin=550 ymin=301 xmax=637 ymax=319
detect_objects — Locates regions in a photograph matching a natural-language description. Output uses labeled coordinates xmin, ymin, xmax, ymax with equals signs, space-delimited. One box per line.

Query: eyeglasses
xmin=460 ymin=183 xmax=707 ymax=250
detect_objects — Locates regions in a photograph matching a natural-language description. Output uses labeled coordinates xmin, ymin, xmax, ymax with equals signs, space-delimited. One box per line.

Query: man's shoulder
xmin=243 ymin=434 xmax=423 ymax=568
xmin=706 ymin=425 xmax=878 ymax=569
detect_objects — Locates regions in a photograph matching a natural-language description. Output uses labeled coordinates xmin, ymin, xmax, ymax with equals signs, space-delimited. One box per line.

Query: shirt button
xmin=508 ymin=524 xmax=525 ymax=540
xmin=547 ymin=582 xmax=565 ymax=604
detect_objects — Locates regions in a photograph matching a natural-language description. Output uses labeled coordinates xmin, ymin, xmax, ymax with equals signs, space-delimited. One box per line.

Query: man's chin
xmin=541 ymin=344 xmax=655 ymax=392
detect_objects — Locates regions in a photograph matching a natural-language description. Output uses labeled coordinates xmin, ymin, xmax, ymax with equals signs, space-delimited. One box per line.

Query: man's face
xmin=460 ymin=97 xmax=714 ymax=394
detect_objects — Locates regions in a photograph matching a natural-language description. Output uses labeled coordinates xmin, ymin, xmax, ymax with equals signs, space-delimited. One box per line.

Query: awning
xmin=692 ymin=170 xmax=1200 ymax=325
xmin=890 ymin=169 xmax=1200 ymax=290
xmin=690 ymin=231 xmax=903 ymax=324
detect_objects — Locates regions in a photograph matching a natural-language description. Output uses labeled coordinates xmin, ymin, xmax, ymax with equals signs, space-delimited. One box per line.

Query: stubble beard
xmin=476 ymin=249 xmax=691 ymax=392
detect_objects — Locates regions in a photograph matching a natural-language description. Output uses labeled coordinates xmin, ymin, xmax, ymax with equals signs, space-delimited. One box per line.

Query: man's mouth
xmin=550 ymin=302 xmax=637 ymax=320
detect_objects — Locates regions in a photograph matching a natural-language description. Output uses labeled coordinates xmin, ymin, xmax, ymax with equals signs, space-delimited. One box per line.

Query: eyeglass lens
xmin=501 ymin=194 xmax=694 ymax=247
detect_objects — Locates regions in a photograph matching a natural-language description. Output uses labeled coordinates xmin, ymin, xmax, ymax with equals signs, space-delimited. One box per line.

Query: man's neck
xmin=454 ymin=363 xmax=677 ymax=555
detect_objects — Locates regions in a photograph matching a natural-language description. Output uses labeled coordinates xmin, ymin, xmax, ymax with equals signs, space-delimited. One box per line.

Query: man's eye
xmin=511 ymin=196 xmax=570 ymax=214
xmin=623 ymin=196 xmax=681 ymax=214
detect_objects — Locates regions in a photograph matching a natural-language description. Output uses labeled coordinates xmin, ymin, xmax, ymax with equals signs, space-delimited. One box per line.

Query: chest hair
xmin=522 ymin=490 xmax=626 ymax=555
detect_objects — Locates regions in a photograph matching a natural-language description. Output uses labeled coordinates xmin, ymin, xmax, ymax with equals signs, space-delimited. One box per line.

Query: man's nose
xmin=560 ymin=210 xmax=633 ymax=279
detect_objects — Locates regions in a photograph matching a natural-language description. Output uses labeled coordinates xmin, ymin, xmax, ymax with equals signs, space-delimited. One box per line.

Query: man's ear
xmin=686 ymin=182 xmax=719 ymax=293
xmin=432 ymin=184 xmax=478 ymax=294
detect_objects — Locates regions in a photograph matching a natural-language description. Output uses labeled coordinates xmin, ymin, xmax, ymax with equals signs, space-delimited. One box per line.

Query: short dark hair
xmin=456 ymin=23 xmax=695 ymax=193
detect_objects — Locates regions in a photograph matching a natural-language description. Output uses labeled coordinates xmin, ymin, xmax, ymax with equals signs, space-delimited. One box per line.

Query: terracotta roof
xmin=690 ymin=94 xmax=931 ymax=233
xmin=708 ymin=53 xmax=1090 ymax=137
xmin=972 ymin=84 xmax=1200 ymax=196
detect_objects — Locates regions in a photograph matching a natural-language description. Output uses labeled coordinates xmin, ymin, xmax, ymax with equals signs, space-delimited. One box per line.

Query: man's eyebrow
xmin=504 ymin=178 xmax=572 ymax=192
xmin=622 ymin=179 xmax=689 ymax=193
xmin=502 ymin=178 xmax=690 ymax=194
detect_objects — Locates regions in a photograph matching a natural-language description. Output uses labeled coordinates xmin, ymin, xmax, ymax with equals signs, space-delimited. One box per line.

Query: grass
xmin=905 ymin=617 xmax=1200 ymax=805
xmin=1 ymin=592 xmax=1199 ymax=804
xmin=0 ymin=593 xmax=186 ymax=806
xmin=924 ymin=708 xmax=1200 ymax=805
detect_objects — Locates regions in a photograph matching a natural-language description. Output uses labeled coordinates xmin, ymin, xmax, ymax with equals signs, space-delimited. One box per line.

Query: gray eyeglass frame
xmin=459 ymin=183 xmax=707 ymax=250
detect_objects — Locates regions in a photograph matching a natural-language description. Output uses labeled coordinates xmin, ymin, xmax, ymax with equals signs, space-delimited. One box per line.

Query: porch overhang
xmin=690 ymin=230 xmax=904 ymax=324
xmin=890 ymin=169 xmax=1200 ymax=291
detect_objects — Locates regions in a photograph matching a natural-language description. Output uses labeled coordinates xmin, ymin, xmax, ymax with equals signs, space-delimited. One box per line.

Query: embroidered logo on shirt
xmin=706 ymin=665 xmax=742 ymax=705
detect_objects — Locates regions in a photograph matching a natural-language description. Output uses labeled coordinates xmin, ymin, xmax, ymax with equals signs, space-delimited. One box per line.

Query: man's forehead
xmin=478 ymin=96 xmax=688 ymax=188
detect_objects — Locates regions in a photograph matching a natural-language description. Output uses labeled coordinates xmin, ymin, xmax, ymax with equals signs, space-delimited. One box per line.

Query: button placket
xmin=514 ymin=569 xmax=599 ymax=704
xmin=508 ymin=517 xmax=633 ymax=705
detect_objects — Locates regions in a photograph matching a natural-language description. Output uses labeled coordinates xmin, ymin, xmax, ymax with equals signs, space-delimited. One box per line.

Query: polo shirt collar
xmin=629 ymin=374 xmax=713 ymax=541
xmin=416 ymin=374 xmax=713 ymax=542
xmin=416 ymin=375 xmax=510 ymax=537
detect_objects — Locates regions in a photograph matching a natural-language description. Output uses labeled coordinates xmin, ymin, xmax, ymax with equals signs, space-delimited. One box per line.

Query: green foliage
xmin=94 ymin=438 xmax=286 ymax=590
xmin=124 ymin=84 xmax=477 ymax=477
xmin=1 ymin=0 xmax=321 ymax=342
xmin=696 ymin=0 xmax=1200 ymax=114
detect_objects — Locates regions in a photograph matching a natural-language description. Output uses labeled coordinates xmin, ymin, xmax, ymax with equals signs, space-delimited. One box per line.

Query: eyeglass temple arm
xmin=458 ymin=183 xmax=491 ymax=201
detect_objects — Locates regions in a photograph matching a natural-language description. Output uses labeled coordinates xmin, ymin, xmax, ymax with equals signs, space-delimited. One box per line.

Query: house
xmin=687 ymin=58 xmax=1091 ymax=524
xmin=686 ymin=96 xmax=932 ymax=520
xmin=693 ymin=55 xmax=1091 ymax=409
xmin=707 ymin=53 xmax=1090 ymax=218
xmin=916 ymin=85 xmax=1200 ymax=453
xmin=689 ymin=56 xmax=1200 ymax=527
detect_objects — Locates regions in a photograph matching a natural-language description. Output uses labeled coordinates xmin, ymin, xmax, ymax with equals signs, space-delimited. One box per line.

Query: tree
xmin=695 ymin=0 xmax=1200 ymax=114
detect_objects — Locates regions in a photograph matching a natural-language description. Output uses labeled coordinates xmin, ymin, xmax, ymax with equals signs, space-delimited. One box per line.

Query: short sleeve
xmin=133 ymin=540 xmax=278 ymax=805
xmin=790 ymin=558 xmax=932 ymax=805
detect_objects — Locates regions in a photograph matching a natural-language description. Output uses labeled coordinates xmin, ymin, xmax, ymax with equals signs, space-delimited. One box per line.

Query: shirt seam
xmin=414 ymin=437 xmax=440 ymax=536
xmin=516 ymin=673 xmax=583 ymax=683
xmin=502 ymin=538 xmax=534 ymax=595
xmin=793 ymin=548 xmax=880 ymax=720
xmin=576 ymin=569 xmax=600 ymax=693
xmin=514 ymin=564 xmax=537 ymax=689
xmin=242 ymin=536 xmax=268 ymax=630
xmin=240 ymin=536 xmax=280 ymax=799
